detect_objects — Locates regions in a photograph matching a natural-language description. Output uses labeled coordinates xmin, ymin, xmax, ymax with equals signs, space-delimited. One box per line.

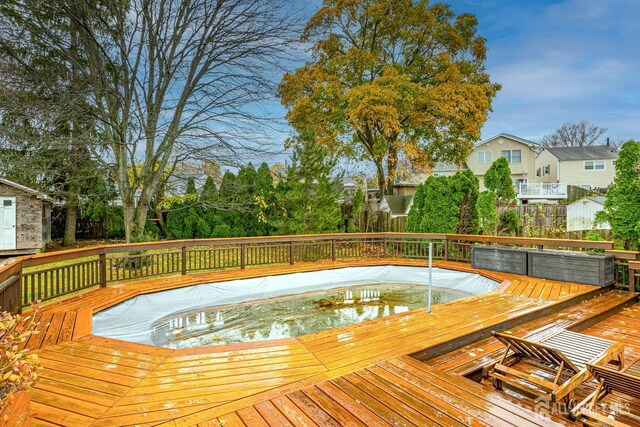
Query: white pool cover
xmin=93 ymin=265 xmax=498 ymax=345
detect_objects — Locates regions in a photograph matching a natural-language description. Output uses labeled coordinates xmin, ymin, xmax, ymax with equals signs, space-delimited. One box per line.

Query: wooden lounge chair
xmin=488 ymin=329 xmax=624 ymax=408
xmin=570 ymin=362 xmax=640 ymax=426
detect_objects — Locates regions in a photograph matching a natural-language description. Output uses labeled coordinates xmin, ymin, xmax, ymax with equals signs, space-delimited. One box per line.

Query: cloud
xmin=462 ymin=0 xmax=640 ymax=141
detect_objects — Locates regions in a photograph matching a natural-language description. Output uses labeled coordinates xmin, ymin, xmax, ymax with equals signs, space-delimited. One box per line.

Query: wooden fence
xmin=0 ymin=233 xmax=636 ymax=314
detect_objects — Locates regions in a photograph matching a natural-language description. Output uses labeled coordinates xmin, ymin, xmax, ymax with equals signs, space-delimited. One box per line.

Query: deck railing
xmin=0 ymin=233 xmax=636 ymax=313
xmin=518 ymin=182 xmax=568 ymax=199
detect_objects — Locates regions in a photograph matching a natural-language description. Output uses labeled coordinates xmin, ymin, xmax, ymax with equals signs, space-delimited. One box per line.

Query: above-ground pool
xmin=93 ymin=265 xmax=498 ymax=348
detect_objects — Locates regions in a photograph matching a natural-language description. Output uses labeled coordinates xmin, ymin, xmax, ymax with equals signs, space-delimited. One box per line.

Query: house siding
xmin=535 ymin=150 xmax=559 ymax=183
xmin=558 ymin=159 xmax=616 ymax=189
xmin=0 ymin=182 xmax=47 ymax=253
xmin=467 ymin=136 xmax=537 ymax=191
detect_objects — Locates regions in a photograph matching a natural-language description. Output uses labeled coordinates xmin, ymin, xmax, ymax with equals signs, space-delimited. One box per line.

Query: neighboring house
xmin=392 ymin=163 xmax=466 ymax=197
xmin=466 ymin=133 xmax=538 ymax=191
xmin=566 ymin=196 xmax=610 ymax=232
xmin=430 ymin=162 xmax=467 ymax=177
xmin=379 ymin=195 xmax=413 ymax=218
xmin=0 ymin=178 xmax=52 ymax=255
xmin=536 ymin=145 xmax=618 ymax=190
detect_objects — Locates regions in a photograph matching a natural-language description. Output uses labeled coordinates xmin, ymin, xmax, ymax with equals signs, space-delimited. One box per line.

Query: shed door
xmin=0 ymin=197 xmax=16 ymax=250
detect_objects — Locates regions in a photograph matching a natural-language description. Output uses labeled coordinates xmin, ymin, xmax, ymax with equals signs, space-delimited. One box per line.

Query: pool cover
xmin=93 ymin=265 xmax=498 ymax=345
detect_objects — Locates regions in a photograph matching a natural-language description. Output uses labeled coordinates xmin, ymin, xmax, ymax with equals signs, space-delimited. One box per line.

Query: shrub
xmin=484 ymin=157 xmax=516 ymax=202
xmin=498 ymin=209 xmax=520 ymax=236
xmin=1 ymin=307 xmax=41 ymax=414
xmin=477 ymin=191 xmax=498 ymax=235
xmin=602 ymin=140 xmax=640 ymax=249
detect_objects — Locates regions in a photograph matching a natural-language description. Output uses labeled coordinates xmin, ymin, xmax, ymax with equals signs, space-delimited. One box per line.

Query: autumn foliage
xmin=1 ymin=307 xmax=41 ymax=417
xmin=279 ymin=0 xmax=500 ymax=195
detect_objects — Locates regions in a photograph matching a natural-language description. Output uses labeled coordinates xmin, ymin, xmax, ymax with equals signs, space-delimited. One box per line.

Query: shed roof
xmin=568 ymin=196 xmax=606 ymax=206
xmin=545 ymin=146 xmax=619 ymax=161
xmin=0 ymin=178 xmax=51 ymax=201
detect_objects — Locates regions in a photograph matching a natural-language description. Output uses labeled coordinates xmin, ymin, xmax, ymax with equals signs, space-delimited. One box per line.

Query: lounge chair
xmin=487 ymin=329 xmax=624 ymax=408
xmin=569 ymin=362 xmax=640 ymax=426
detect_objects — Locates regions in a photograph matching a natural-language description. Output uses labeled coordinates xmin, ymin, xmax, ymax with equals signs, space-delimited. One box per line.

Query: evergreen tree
xmin=477 ymin=191 xmax=498 ymax=235
xmin=200 ymin=176 xmax=218 ymax=204
xmin=406 ymin=183 xmax=425 ymax=232
xmin=451 ymin=169 xmax=479 ymax=234
xmin=185 ymin=177 xmax=198 ymax=196
xmin=278 ymin=137 xmax=342 ymax=234
xmin=484 ymin=157 xmax=516 ymax=202
xmin=602 ymin=140 xmax=640 ymax=249
xmin=345 ymin=188 xmax=364 ymax=232
xmin=419 ymin=176 xmax=459 ymax=233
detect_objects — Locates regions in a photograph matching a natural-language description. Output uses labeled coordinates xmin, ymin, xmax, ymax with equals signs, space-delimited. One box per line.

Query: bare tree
xmin=2 ymin=0 xmax=300 ymax=241
xmin=540 ymin=121 xmax=607 ymax=149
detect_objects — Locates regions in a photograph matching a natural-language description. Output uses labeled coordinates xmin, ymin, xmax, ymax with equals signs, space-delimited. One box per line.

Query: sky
xmin=445 ymin=0 xmax=640 ymax=143
xmin=275 ymin=0 xmax=640 ymax=148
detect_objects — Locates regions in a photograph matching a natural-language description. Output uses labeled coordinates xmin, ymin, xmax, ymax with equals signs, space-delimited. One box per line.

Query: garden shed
xmin=566 ymin=196 xmax=610 ymax=232
xmin=0 ymin=178 xmax=52 ymax=256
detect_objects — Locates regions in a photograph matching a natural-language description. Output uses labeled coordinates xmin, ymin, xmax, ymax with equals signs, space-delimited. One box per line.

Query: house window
xmin=536 ymin=168 xmax=541 ymax=177
xmin=544 ymin=165 xmax=550 ymax=175
xmin=585 ymin=160 xmax=605 ymax=171
xmin=3 ymin=200 xmax=12 ymax=207
xmin=501 ymin=149 xmax=522 ymax=164
xmin=477 ymin=151 xmax=492 ymax=163
xmin=612 ymin=160 xmax=617 ymax=166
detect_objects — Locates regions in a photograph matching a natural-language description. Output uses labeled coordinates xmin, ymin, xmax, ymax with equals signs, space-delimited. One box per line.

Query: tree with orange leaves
xmin=279 ymin=0 xmax=500 ymax=196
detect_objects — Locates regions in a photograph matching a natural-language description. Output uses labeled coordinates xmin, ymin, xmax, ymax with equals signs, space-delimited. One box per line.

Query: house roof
xmin=476 ymin=133 xmax=538 ymax=148
xmin=433 ymin=162 xmax=467 ymax=172
xmin=569 ymin=196 xmax=606 ymax=206
xmin=0 ymin=178 xmax=51 ymax=201
xmin=545 ymin=146 xmax=619 ymax=161
xmin=381 ymin=195 xmax=413 ymax=216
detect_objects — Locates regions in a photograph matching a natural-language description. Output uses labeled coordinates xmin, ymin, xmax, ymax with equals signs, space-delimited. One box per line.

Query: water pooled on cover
xmin=151 ymin=284 xmax=471 ymax=349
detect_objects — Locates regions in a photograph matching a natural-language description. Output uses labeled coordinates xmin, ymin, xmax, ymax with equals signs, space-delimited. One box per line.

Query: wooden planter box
xmin=0 ymin=389 xmax=31 ymax=427
xmin=471 ymin=245 xmax=529 ymax=275
xmin=527 ymin=250 xmax=615 ymax=286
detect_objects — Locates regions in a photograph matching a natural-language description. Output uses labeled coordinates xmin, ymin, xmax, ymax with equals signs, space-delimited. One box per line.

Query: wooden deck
xmin=22 ymin=259 xmax=626 ymax=426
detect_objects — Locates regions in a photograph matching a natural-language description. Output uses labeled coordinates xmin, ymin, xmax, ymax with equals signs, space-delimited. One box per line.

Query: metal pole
xmin=428 ymin=242 xmax=433 ymax=314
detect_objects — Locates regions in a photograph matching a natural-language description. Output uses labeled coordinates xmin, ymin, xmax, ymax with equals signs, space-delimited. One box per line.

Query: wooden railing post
xmin=289 ymin=241 xmax=295 ymax=265
xmin=240 ymin=244 xmax=246 ymax=269
xmin=444 ymin=237 xmax=449 ymax=261
xmin=99 ymin=251 xmax=107 ymax=287
xmin=630 ymin=261 xmax=639 ymax=293
xmin=181 ymin=244 xmax=188 ymax=275
xmin=17 ymin=262 xmax=23 ymax=313
xmin=331 ymin=239 xmax=337 ymax=261
xmin=383 ymin=237 xmax=388 ymax=258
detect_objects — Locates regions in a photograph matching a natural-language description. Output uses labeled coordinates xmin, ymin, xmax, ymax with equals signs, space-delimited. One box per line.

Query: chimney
xmin=606 ymin=137 xmax=610 ymax=146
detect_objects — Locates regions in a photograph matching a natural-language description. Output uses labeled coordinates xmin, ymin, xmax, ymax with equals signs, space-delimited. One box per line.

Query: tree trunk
xmin=375 ymin=161 xmax=386 ymax=198
xmin=154 ymin=208 xmax=166 ymax=237
xmin=62 ymin=198 xmax=78 ymax=246
xmin=122 ymin=197 xmax=136 ymax=243
xmin=386 ymin=148 xmax=398 ymax=197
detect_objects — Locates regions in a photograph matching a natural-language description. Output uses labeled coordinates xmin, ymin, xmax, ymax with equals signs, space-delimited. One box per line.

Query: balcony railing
xmin=518 ymin=183 xmax=568 ymax=199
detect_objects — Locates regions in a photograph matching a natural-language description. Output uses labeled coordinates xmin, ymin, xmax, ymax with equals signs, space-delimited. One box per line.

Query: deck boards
xmin=21 ymin=259 xmax=614 ymax=426
xmin=216 ymin=356 xmax=571 ymax=427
